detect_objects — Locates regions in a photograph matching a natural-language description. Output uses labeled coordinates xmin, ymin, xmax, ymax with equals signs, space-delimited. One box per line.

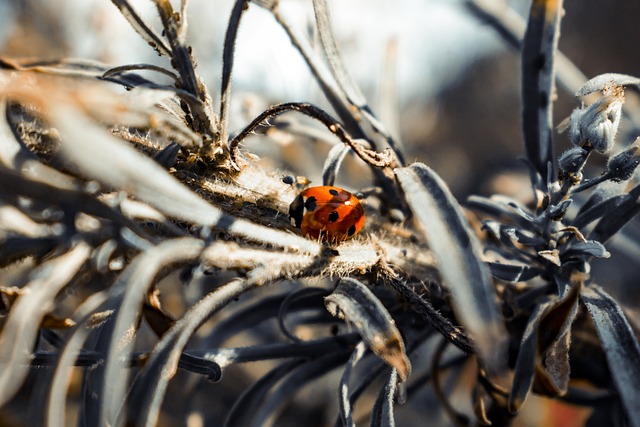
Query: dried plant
xmin=0 ymin=1 xmax=639 ymax=426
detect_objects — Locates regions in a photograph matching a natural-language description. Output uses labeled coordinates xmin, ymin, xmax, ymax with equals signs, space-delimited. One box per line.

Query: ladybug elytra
xmin=289 ymin=185 xmax=365 ymax=242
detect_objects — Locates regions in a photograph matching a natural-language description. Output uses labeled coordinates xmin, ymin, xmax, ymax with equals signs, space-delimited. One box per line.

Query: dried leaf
xmin=538 ymin=249 xmax=561 ymax=266
xmin=311 ymin=0 xmax=405 ymax=165
xmin=572 ymin=193 xmax=627 ymax=229
xmin=99 ymin=238 xmax=205 ymax=426
xmin=563 ymin=240 xmax=611 ymax=260
xmin=582 ymin=285 xmax=640 ymax=427
xmin=591 ymin=184 xmax=640 ymax=243
xmin=339 ymin=342 xmax=368 ymax=427
xmin=110 ymin=0 xmax=172 ymax=57
xmin=325 ymin=278 xmax=411 ymax=382
xmin=509 ymin=281 xmax=580 ymax=412
xmin=488 ymin=262 xmax=543 ymax=282
xmin=370 ymin=369 xmax=398 ymax=427
xmin=43 ymin=96 xmax=320 ymax=254
xmin=219 ymin=0 xmax=250 ymax=146
xmin=395 ymin=163 xmax=507 ymax=372
xmin=521 ymin=0 xmax=565 ymax=179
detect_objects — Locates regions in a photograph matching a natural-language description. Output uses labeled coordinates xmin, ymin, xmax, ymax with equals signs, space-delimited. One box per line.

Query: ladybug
xmin=289 ymin=186 xmax=365 ymax=242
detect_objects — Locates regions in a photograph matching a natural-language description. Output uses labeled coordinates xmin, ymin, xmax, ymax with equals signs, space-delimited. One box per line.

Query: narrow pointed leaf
xmin=572 ymin=194 xmax=626 ymax=229
xmin=370 ymin=369 xmax=397 ymax=427
xmin=521 ymin=0 xmax=565 ymax=179
xmin=581 ymin=285 xmax=640 ymax=427
xmin=312 ymin=0 xmax=366 ymax=107
xmin=46 ymin=291 xmax=111 ymax=427
xmin=325 ymin=278 xmax=411 ymax=382
xmin=395 ymin=163 xmax=506 ymax=372
xmin=563 ymin=240 xmax=610 ymax=259
xmin=312 ymin=0 xmax=404 ymax=164
xmin=153 ymin=1 xmax=206 ymax=105
xmin=509 ymin=282 xmax=580 ymax=412
xmin=466 ymin=195 xmax=534 ymax=229
xmin=591 ymin=184 xmax=640 ymax=243
xmin=110 ymin=0 xmax=171 ymax=56
xmin=547 ymin=199 xmax=572 ymax=219
xmin=488 ymin=262 xmax=543 ymax=282
xmin=339 ymin=342 xmax=367 ymax=427
xmin=99 ymin=238 xmax=205 ymax=425
xmin=504 ymin=227 xmax=546 ymax=246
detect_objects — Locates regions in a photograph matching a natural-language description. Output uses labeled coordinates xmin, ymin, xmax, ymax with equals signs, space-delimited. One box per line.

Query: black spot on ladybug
xmin=347 ymin=225 xmax=356 ymax=236
xmin=304 ymin=196 xmax=317 ymax=212
xmin=328 ymin=211 xmax=339 ymax=223
xmin=329 ymin=189 xmax=339 ymax=196
xmin=288 ymin=194 xmax=304 ymax=228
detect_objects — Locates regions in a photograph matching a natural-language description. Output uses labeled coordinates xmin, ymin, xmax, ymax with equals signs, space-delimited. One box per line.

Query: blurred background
xmin=1 ymin=0 xmax=639 ymax=195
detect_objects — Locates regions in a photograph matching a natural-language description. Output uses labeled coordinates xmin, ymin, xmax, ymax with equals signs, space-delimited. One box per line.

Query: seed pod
xmin=569 ymin=90 xmax=624 ymax=153
xmin=606 ymin=143 xmax=640 ymax=182
xmin=558 ymin=147 xmax=588 ymax=175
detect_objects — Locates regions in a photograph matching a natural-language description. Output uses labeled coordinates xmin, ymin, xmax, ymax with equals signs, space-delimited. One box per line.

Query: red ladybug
xmin=289 ymin=186 xmax=365 ymax=242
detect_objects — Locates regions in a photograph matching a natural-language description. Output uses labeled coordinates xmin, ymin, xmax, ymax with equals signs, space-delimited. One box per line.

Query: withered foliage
xmin=0 ymin=1 xmax=639 ymax=426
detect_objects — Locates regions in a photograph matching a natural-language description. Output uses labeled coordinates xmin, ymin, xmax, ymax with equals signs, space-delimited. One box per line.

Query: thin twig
xmin=110 ymin=0 xmax=172 ymax=57
xmin=386 ymin=278 xmax=474 ymax=354
xmin=229 ymin=102 xmax=394 ymax=169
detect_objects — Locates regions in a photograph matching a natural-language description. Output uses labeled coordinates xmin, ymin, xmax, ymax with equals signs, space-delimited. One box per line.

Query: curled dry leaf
xmin=509 ymin=280 xmax=580 ymax=413
xmin=324 ymin=278 xmax=411 ymax=382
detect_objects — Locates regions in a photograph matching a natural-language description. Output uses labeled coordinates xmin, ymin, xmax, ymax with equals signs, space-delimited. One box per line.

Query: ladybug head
xmin=288 ymin=194 xmax=305 ymax=228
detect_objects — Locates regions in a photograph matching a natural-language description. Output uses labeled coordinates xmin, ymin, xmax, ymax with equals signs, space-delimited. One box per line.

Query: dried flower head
xmin=569 ymin=86 xmax=625 ymax=153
